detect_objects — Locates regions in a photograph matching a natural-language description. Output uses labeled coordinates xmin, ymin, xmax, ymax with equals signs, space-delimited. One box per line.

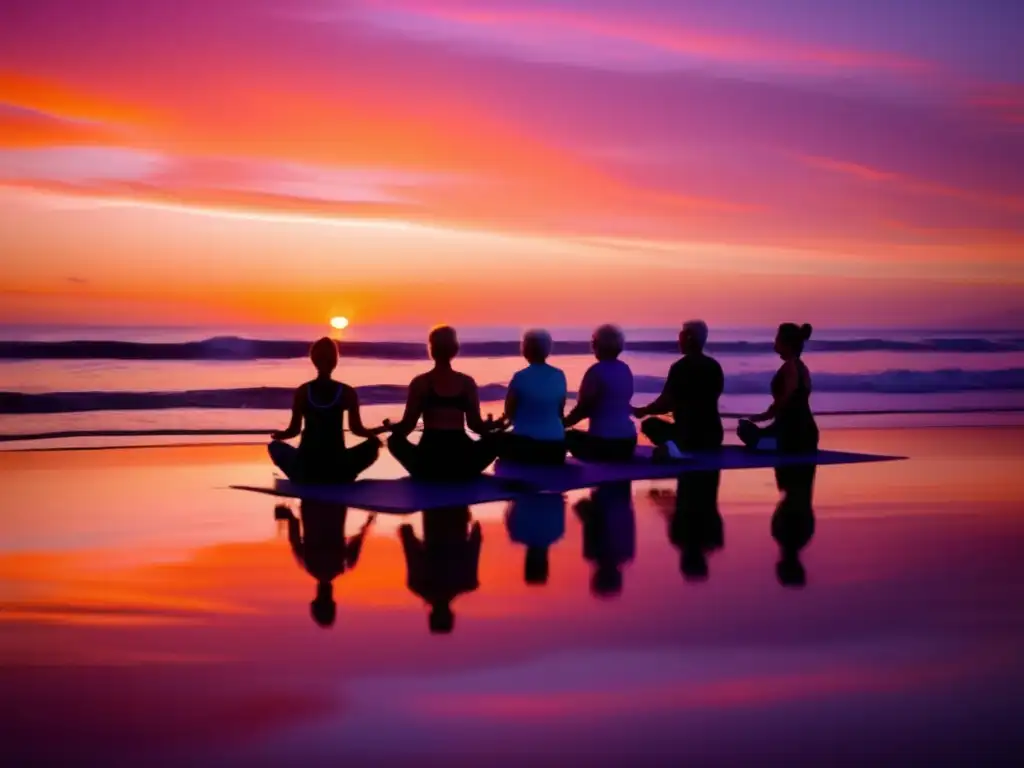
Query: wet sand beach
xmin=2 ymin=426 xmax=1023 ymax=766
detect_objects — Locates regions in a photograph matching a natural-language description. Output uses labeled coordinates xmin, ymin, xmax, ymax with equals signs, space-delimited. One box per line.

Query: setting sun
xmin=330 ymin=316 xmax=350 ymax=330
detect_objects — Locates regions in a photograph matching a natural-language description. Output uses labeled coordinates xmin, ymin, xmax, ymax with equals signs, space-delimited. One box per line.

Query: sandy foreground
xmin=1 ymin=426 xmax=1023 ymax=766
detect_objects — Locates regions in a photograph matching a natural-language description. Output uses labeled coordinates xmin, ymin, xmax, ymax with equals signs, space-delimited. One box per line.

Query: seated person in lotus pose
xmin=495 ymin=328 xmax=567 ymax=465
xmin=738 ymin=323 xmax=819 ymax=453
xmin=385 ymin=325 xmax=502 ymax=481
xmin=563 ymin=324 xmax=637 ymax=462
xmin=632 ymin=319 xmax=724 ymax=457
xmin=269 ymin=337 xmax=386 ymax=484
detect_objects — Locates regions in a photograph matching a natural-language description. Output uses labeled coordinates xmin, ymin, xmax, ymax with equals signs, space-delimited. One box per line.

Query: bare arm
xmin=287 ymin=515 xmax=304 ymax=568
xmin=345 ymin=387 xmax=388 ymax=438
xmin=503 ymin=377 xmax=518 ymax=423
xmin=388 ymin=377 xmax=425 ymax=436
xmin=563 ymin=368 xmax=598 ymax=428
xmin=272 ymin=387 xmax=304 ymax=440
xmin=632 ymin=374 xmax=673 ymax=419
xmin=750 ymin=363 xmax=798 ymax=423
xmin=465 ymin=378 xmax=497 ymax=435
xmin=344 ymin=515 xmax=376 ymax=569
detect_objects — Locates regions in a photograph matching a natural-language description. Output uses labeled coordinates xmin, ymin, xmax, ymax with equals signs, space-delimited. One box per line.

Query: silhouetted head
xmin=775 ymin=323 xmax=813 ymax=359
xmin=428 ymin=325 xmax=459 ymax=364
xmin=592 ymin=324 xmax=625 ymax=361
xmin=524 ymin=547 xmax=550 ymax=586
xmin=679 ymin=319 xmax=709 ymax=355
xmin=591 ymin=564 xmax=623 ymax=598
xmin=521 ymin=328 xmax=553 ymax=364
xmin=776 ymin=554 xmax=807 ymax=587
xmin=310 ymin=337 xmax=339 ymax=375
xmin=310 ymin=582 xmax=336 ymax=628
xmin=681 ymin=549 xmax=710 ymax=582
xmin=429 ymin=603 xmax=455 ymax=634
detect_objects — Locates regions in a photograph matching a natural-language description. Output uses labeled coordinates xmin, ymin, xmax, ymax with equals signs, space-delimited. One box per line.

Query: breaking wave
xmin=3 ymin=335 xmax=1024 ymax=361
xmin=4 ymin=368 xmax=1023 ymax=414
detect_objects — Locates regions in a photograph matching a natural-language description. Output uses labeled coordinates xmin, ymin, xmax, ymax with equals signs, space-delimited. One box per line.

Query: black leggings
xmin=738 ymin=419 xmax=819 ymax=453
xmin=268 ymin=438 xmax=380 ymax=484
xmin=565 ymin=429 xmax=636 ymax=462
xmin=388 ymin=430 xmax=498 ymax=481
xmin=641 ymin=416 xmax=723 ymax=452
xmin=492 ymin=432 xmax=566 ymax=465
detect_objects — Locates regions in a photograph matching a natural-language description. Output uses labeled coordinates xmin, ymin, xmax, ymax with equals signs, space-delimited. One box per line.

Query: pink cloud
xmin=802 ymin=154 xmax=1024 ymax=215
xmin=345 ymin=0 xmax=932 ymax=76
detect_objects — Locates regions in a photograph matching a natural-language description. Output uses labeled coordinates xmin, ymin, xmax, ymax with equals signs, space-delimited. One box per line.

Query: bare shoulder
xmin=340 ymin=382 xmax=358 ymax=405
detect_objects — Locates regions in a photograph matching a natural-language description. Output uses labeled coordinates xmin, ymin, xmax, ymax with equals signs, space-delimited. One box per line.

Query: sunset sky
xmin=1 ymin=0 xmax=1022 ymax=328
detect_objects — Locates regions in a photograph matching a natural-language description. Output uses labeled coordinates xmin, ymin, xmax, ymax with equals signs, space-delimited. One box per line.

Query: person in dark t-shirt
xmin=632 ymin=320 xmax=724 ymax=456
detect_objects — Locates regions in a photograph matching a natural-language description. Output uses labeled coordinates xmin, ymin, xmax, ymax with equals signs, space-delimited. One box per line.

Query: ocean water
xmin=2 ymin=324 xmax=1023 ymax=446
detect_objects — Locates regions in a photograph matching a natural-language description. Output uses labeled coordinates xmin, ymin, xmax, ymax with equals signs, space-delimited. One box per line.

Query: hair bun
xmin=800 ymin=323 xmax=813 ymax=341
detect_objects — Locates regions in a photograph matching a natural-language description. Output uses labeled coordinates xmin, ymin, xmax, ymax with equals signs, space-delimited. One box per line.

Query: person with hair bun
xmin=738 ymin=323 xmax=819 ymax=453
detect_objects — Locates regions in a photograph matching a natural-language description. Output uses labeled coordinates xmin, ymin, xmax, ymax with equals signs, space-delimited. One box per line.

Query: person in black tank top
xmin=269 ymin=338 xmax=388 ymax=484
xmin=384 ymin=325 xmax=503 ymax=481
xmin=738 ymin=323 xmax=819 ymax=453
xmin=633 ymin=320 xmax=724 ymax=454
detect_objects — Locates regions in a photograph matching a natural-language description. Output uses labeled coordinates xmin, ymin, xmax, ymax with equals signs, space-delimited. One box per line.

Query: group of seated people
xmin=269 ymin=320 xmax=819 ymax=485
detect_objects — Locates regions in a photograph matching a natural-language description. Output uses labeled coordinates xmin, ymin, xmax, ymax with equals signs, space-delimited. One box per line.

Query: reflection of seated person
xmin=399 ymin=506 xmax=481 ymax=634
xmin=277 ymin=501 xmax=375 ymax=628
xmin=574 ymin=482 xmax=635 ymax=598
xmin=771 ymin=465 xmax=816 ymax=587
xmin=505 ymin=492 xmax=566 ymax=586
xmin=663 ymin=471 xmax=723 ymax=582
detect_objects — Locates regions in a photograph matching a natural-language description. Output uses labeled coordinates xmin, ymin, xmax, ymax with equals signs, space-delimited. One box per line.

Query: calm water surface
xmin=1 ymin=427 xmax=1023 ymax=766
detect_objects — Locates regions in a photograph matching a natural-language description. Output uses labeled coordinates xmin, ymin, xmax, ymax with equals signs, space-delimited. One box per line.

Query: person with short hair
xmin=632 ymin=320 xmax=724 ymax=457
xmin=269 ymin=337 xmax=385 ymax=484
xmin=738 ymin=323 xmax=819 ymax=453
xmin=563 ymin=324 xmax=637 ymax=462
xmin=495 ymin=328 xmax=568 ymax=465
xmin=385 ymin=325 xmax=502 ymax=480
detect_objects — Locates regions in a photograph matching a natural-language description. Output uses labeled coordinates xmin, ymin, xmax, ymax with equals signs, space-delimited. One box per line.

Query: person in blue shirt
xmin=494 ymin=329 xmax=568 ymax=465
